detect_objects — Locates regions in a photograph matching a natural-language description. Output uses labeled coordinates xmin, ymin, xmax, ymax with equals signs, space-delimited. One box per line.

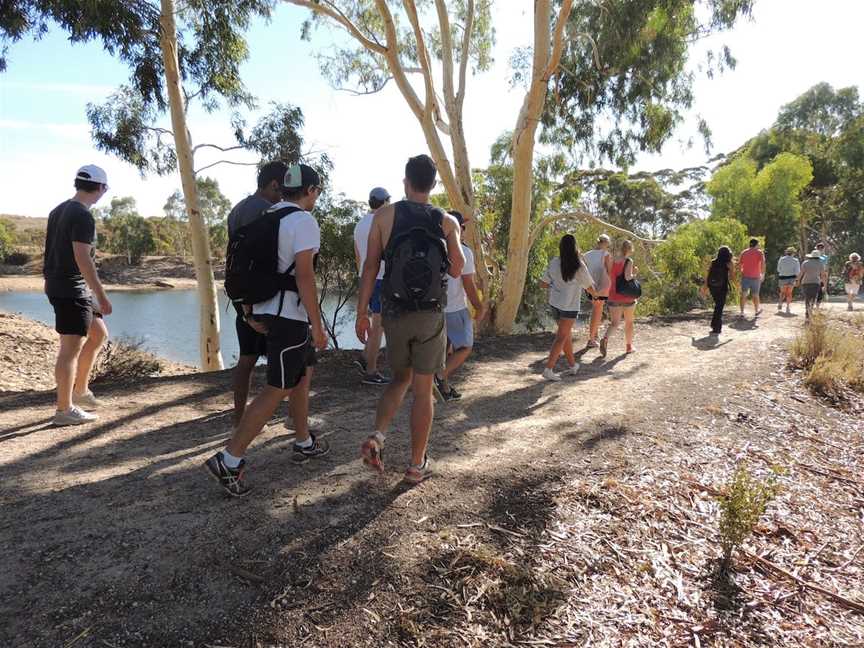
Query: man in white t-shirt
xmin=435 ymin=210 xmax=485 ymax=400
xmin=205 ymin=164 xmax=329 ymax=497
xmin=353 ymin=187 xmax=390 ymax=385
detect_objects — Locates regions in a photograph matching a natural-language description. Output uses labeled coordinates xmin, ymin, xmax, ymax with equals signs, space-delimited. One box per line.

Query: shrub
xmin=3 ymin=250 xmax=31 ymax=266
xmin=92 ymin=338 xmax=163 ymax=383
xmin=790 ymin=312 xmax=864 ymax=398
xmin=717 ymin=462 xmax=780 ymax=567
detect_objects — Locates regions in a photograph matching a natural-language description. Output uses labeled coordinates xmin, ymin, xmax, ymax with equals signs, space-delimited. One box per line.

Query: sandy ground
xmin=1 ymin=303 xmax=862 ymax=647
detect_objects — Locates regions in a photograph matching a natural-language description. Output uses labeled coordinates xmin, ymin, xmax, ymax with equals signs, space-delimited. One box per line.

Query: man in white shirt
xmin=205 ymin=164 xmax=329 ymax=497
xmin=435 ymin=210 xmax=485 ymax=400
xmin=353 ymin=187 xmax=390 ymax=385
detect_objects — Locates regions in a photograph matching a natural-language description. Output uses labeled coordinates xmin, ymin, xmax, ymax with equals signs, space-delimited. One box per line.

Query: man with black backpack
xmin=226 ymin=161 xmax=287 ymax=427
xmin=205 ymin=163 xmax=329 ymax=497
xmin=355 ymin=154 xmax=465 ymax=484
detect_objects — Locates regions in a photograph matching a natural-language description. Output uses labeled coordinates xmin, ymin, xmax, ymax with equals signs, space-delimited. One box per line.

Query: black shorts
xmin=586 ymin=294 xmax=608 ymax=302
xmin=48 ymin=296 xmax=102 ymax=337
xmin=262 ymin=317 xmax=317 ymax=390
xmin=235 ymin=314 xmax=267 ymax=357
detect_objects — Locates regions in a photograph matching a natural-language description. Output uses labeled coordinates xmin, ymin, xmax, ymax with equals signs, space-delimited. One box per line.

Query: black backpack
xmin=224 ymin=205 xmax=303 ymax=309
xmin=707 ymin=260 xmax=728 ymax=289
xmin=382 ymin=209 xmax=449 ymax=311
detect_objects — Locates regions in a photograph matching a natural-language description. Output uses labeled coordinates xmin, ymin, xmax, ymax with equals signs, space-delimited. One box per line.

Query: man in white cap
xmin=44 ymin=165 xmax=112 ymax=426
xmin=352 ymin=186 xmax=391 ymax=385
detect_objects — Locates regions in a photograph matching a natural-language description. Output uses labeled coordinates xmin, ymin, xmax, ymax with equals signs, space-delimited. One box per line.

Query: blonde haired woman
xmin=599 ymin=240 xmax=638 ymax=356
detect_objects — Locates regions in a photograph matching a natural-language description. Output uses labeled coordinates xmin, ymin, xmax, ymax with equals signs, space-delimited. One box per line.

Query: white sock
xmin=222 ymin=449 xmax=242 ymax=468
xmin=295 ymin=436 xmax=314 ymax=449
xmin=372 ymin=431 xmax=386 ymax=445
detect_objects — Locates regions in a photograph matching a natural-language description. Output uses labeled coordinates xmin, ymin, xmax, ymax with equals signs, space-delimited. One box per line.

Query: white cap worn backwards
xmin=75 ymin=164 xmax=108 ymax=187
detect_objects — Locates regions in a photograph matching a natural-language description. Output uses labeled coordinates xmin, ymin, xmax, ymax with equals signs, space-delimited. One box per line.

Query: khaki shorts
xmin=383 ymin=310 xmax=446 ymax=375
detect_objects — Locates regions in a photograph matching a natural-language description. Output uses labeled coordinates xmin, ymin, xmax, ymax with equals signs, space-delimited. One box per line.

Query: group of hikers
xmin=41 ymin=158 xmax=861 ymax=496
xmin=702 ymin=239 xmax=862 ymax=334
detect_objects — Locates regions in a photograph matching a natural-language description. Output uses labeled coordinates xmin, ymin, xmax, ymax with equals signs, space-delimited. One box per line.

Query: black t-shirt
xmin=43 ymin=200 xmax=97 ymax=298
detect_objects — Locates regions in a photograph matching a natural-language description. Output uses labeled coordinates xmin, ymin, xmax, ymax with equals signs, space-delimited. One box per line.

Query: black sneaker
xmin=204 ymin=452 xmax=253 ymax=498
xmin=292 ymin=433 xmax=331 ymax=464
xmin=447 ymin=386 xmax=462 ymax=400
xmin=362 ymin=372 xmax=390 ymax=385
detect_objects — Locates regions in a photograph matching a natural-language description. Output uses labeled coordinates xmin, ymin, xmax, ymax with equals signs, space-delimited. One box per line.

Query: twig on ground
xmin=744 ymin=549 xmax=864 ymax=615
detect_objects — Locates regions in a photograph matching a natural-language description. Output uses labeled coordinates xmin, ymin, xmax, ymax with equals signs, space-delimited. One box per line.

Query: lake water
xmin=0 ymin=289 xmax=362 ymax=366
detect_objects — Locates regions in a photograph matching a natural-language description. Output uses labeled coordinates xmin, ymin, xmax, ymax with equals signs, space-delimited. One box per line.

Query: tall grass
xmin=789 ymin=312 xmax=864 ymax=398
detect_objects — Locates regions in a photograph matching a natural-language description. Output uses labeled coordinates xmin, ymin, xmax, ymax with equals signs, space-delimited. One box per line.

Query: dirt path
xmin=1 ymin=304 xmax=861 ymax=647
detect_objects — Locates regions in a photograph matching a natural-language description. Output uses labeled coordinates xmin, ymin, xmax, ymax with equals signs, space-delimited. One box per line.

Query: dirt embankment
xmin=0 ymin=312 xmax=192 ymax=393
xmin=0 ymin=255 xmax=220 ymax=292
xmin=1 ymin=304 xmax=862 ymax=647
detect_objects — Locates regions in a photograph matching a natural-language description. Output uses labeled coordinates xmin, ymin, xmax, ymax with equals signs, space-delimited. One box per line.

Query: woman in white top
xmin=539 ymin=234 xmax=597 ymax=381
xmin=776 ymin=247 xmax=800 ymax=314
xmin=582 ymin=234 xmax=613 ymax=347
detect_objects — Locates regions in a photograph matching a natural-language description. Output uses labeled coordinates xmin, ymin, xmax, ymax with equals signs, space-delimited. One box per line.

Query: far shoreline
xmin=0 ymin=274 xmax=199 ymax=293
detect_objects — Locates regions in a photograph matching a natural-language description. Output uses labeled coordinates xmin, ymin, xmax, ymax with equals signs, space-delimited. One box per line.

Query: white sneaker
xmin=542 ymin=368 xmax=562 ymax=382
xmin=72 ymin=389 xmax=103 ymax=409
xmin=53 ymin=405 xmax=98 ymax=426
xmin=562 ymin=363 xmax=581 ymax=376
xmin=786 ymin=305 xmax=791 ymax=314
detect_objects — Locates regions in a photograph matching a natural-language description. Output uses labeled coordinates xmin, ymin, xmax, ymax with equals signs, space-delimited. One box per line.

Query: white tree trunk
xmin=159 ymin=0 xmax=223 ymax=370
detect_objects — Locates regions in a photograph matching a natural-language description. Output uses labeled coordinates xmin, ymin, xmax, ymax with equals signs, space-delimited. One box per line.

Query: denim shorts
xmin=445 ymin=308 xmax=474 ymax=349
xmin=741 ymin=276 xmax=762 ymax=294
xmin=550 ymin=306 xmax=580 ymax=320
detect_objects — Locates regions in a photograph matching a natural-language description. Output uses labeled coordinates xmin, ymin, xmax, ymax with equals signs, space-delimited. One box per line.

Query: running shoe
xmin=562 ymin=363 xmax=580 ymax=376
xmin=204 ymin=452 xmax=252 ymax=497
xmin=291 ymin=433 xmax=331 ymax=464
xmin=542 ymin=368 xmax=561 ymax=382
xmin=72 ymin=390 xmax=103 ymax=409
xmin=404 ymin=455 xmax=432 ymax=484
xmin=585 ymin=339 xmax=599 ymax=349
xmin=626 ymin=345 xmax=636 ymax=354
xmin=362 ymin=372 xmax=390 ymax=385
xmin=53 ymin=406 xmax=97 ymax=426
xmin=447 ymin=386 xmax=462 ymax=400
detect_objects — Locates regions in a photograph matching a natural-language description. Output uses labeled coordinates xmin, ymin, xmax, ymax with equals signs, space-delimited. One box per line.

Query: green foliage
xmin=707 ymin=153 xmax=812 ymax=261
xmin=316 ymin=195 xmax=365 ymax=349
xmin=96 ymin=197 xmax=157 ymax=265
xmin=301 ymin=0 xmax=495 ymax=95
xmin=161 ymin=177 xmax=231 ymax=257
xmin=641 ymin=218 xmax=749 ymax=315
xmin=541 ymin=0 xmax=753 ymax=164
xmin=0 ymin=217 xmax=15 ymax=260
xmin=717 ymin=462 xmax=780 ymax=566
xmin=575 ymin=166 xmax=708 ymax=239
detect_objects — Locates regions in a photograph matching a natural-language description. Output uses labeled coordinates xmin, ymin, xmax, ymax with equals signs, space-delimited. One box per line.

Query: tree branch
xmin=542 ymin=0 xmax=575 ymax=81
xmin=372 ymin=0 xmax=425 ymax=121
xmin=194 ymin=159 xmax=259 ymax=176
xmin=529 ymin=209 xmax=665 ymax=248
xmin=191 ymin=142 xmax=246 ymax=155
xmin=284 ymin=0 xmax=387 ymax=55
xmin=457 ymin=0 xmax=474 ymax=108
xmin=434 ymin=0 xmax=456 ymax=108
xmin=403 ymin=0 xmax=448 ymax=131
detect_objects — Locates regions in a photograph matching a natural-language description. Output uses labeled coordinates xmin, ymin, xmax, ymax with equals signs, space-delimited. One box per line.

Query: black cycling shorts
xmin=261 ymin=317 xmax=317 ymax=390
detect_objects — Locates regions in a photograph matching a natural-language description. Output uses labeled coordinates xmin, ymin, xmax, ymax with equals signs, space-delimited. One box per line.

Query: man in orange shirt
xmin=737 ymin=238 xmax=766 ymax=317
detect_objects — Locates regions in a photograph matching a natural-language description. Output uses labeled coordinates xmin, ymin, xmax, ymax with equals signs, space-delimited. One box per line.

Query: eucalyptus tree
xmin=1 ymin=0 xmax=276 ymax=370
xmin=285 ymin=0 xmax=752 ymax=332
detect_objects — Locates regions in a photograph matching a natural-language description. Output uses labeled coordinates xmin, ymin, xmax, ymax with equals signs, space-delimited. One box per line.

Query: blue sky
xmin=1 ymin=1 xmax=863 ymax=218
